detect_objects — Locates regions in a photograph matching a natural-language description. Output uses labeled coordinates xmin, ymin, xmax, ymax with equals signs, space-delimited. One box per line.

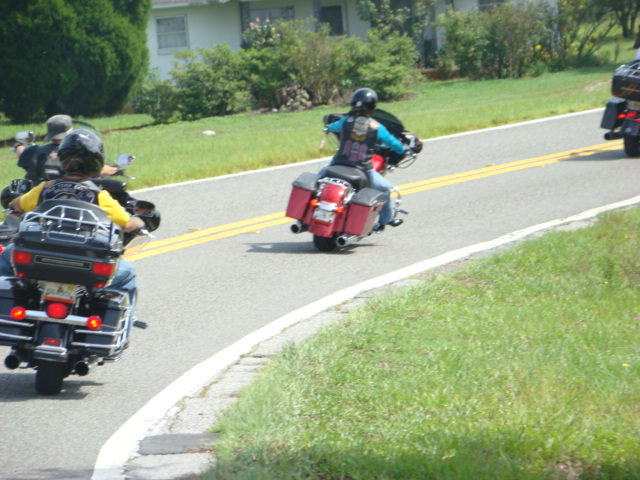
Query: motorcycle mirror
xmin=117 ymin=153 xmax=135 ymax=168
xmin=134 ymin=200 xmax=155 ymax=214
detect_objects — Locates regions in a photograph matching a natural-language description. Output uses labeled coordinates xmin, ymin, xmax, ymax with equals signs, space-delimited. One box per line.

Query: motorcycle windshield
xmin=372 ymin=109 xmax=405 ymax=137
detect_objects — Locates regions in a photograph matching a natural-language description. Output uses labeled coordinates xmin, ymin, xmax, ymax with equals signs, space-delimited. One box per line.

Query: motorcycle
xmin=0 ymin=172 xmax=160 ymax=395
xmin=286 ymin=110 xmax=420 ymax=251
xmin=0 ymin=152 xmax=137 ymax=248
xmin=601 ymin=61 xmax=640 ymax=156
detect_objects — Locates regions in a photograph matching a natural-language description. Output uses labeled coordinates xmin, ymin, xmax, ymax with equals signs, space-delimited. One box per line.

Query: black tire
xmin=313 ymin=234 xmax=338 ymax=252
xmin=624 ymin=135 xmax=640 ymax=157
xmin=35 ymin=361 xmax=65 ymax=395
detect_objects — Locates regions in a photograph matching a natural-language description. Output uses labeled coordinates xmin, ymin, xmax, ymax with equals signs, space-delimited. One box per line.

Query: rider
xmin=22 ymin=114 xmax=118 ymax=183
xmin=321 ymin=88 xmax=410 ymax=231
xmin=0 ymin=129 xmax=145 ymax=332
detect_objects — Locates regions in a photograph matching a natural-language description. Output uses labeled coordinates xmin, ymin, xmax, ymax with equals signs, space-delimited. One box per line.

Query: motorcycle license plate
xmin=313 ymin=208 xmax=335 ymax=224
xmin=42 ymin=282 xmax=77 ymax=303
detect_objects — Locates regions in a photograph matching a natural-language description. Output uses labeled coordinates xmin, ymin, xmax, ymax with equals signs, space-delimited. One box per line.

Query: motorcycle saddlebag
xmin=286 ymin=172 xmax=320 ymax=220
xmin=600 ymin=97 xmax=627 ymax=130
xmin=0 ymin=278 xmax=32 ymax=347
xmin=612 ymin=62 xmax=640 ymax=101
xmin=344 ymin=187 xmax=385 ymax=236
xmin=11 ymin=200 xmax=123 ymax=287
xmin=72 ymin=289 xmax=129 ymax=355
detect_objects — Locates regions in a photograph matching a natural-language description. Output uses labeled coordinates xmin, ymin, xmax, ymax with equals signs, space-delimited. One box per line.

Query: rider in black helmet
xmin=320 ymin=87 xmax=407 ymax=230
xmin=1 ymin=129 xmax=146 ymax=335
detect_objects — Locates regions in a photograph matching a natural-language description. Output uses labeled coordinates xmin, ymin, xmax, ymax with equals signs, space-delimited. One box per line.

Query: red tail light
xmin=86 ymin=316 xmax=102 ymax=330
xmin=93 ymin=262 xmax=115 ymax=276
xmin=12 ymin=251 xmax=33 ymax=265
xmin=46 ymin=303 xmax=69 ymax=319
xmin=310 ymin=199 xmax=318 ymax=206
xmin=626 ymin=110 xmax=640 ymax=120
xmin=43 ymin=338 xmax=62 ymax=347
xmin=10 ymin=306 xmax=26 ymax=320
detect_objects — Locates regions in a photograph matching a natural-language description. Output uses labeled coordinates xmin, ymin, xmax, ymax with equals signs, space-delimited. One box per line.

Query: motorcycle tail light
xmin=12 ymin=251 xmax=33 ymax=265
xmin=86 ymin=315 xmax=102 ymax=330
xmin=46 ymin=303 xmax=69 ymax=319
xmin=93 ymin=262 xmax=115 ymax=277
xmin=10 ymin=306 xmax=26 ymax=321
xmin=43 ymin=338 xmax=62 ymax=347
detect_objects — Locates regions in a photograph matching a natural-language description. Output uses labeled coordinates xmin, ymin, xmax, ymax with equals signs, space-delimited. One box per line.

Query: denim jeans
xmin=0 ymin=244 xmax=138 ymax=333
xmin=319 ymin=164 xmax=394 ymax=225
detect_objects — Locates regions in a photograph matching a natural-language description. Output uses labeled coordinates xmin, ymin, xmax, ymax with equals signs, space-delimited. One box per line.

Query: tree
xmin=354 ymin=0 xmax=435 ymax=63
xmin=0 ymin=0 xmax=151 ymax=122
xmin=594 ymin=0 xmax=640 ymax=38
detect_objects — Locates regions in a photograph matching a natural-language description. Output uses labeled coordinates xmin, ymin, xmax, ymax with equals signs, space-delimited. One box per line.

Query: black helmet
xmin=350 ymin=88 xmax=378 ymax=114
xmin=57 ymin=129 xmax=105 ymax=177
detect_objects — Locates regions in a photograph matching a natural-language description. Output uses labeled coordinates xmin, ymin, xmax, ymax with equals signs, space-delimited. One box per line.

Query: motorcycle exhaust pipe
xmin=336 ymin=234 xmax=359 ymax=248
xmin=74 ymin=359 xmax=98 ymax=377
xmin=604 ymin=131 xmax=623 ymax=141
xmin=290 ymin=223 xmax=308 ymax=234
xmin=4 ymin=352 xmax=23 ymax=370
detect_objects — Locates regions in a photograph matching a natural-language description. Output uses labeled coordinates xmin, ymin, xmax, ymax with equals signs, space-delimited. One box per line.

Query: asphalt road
xmin=1 ymin=109 xmax=639 ymax=480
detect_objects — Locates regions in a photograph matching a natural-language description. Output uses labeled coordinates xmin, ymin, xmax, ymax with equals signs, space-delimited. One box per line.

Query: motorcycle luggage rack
xmin=22 ymin=204 xmax=111 ymax=246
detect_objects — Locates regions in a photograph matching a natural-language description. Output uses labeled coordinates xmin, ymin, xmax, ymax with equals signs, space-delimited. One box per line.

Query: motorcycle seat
xmin=323 ymin=165 xmax=369 ymax=190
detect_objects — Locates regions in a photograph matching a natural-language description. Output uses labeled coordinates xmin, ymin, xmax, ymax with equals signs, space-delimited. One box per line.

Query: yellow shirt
xmin=19 ymin=180 xmax=131 ymax=228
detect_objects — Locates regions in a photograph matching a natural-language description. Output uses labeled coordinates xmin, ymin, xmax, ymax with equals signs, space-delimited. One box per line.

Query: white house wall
xmin=148 ymin=2 xmax=240 ymax=79
xmin=148 ymin=0 xmax=371 ymax=79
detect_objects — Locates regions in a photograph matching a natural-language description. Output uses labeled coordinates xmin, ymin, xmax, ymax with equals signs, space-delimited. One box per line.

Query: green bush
xmin=171 ymin=45 xmax=252 ymax=120
xmin=129 ymin=70 xmax=180 ymax=124
xmin=356 ymin=29 xmax=422 ymax=100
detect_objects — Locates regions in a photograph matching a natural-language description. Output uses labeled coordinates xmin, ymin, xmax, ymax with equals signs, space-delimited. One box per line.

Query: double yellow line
xmin=126 ymin=140 xmax=623 ymax=261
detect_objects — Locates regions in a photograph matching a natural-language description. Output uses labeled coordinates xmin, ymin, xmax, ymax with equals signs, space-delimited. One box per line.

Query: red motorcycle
xmin=286 ymin=110 xmax=420 ymax=251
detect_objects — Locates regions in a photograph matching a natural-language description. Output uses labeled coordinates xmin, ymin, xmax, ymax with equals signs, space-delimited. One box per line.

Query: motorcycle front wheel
xmin=624 ymin=135 xmax=640 ymax=157
xmin=313 ymin=233 xmax=338 ymax=252
xmin=35 ymin=361 xmax=65 ymax=395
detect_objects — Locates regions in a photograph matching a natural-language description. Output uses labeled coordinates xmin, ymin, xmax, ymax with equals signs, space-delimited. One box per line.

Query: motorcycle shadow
xmin=566 ymin=150 xmax=626 ymax=162
xmin=245 ymin=241 xmax=376 ymax=255
xmin=0 ymin=371 xmax=99 ymax=401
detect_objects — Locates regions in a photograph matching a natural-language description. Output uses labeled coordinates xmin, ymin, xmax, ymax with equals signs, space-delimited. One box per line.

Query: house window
xmin=241 ymin=6 xmax=294 ymax=32
xmin=156 ymin=16 xmax=189 ymax=52
xmin=319 ymin=6 xmax=344 ymax=36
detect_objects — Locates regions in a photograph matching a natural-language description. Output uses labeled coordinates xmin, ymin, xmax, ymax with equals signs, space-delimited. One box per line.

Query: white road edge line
xmin=93 ymin=107 xmax=615 ymax=479
xmin=93 ymin=193 xmax=640 ymax=480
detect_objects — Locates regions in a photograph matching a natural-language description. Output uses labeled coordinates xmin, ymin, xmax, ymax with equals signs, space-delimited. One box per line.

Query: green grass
xmin=0 ymin=65 xmax=620 ymax=192
xmin=202 ymin=208 xmax=640 ymax=480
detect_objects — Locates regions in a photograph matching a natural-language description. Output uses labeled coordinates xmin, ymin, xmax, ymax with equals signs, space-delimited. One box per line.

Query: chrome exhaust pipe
xmin=4 ymin=352 xmax=23 ymax=370
xmin=290 ymin=223 xmax=308 ymax=234
xmin=336 ymin=234 xmax=359 ymax=247
xmin=604 ymin=131 xmax=623 ymax=141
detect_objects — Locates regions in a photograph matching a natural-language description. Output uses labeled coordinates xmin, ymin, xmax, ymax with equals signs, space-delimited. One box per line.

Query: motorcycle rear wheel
xmin=313 ymin=233 xmax=338 ymax=252
xmin=624 ymin=135 xmax=640 ymax=157
xmin=35 ymin=361 xmax=65 ymax=395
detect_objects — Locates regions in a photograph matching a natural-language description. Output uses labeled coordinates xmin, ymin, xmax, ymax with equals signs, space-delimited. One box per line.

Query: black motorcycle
xmin=601 ymin=61 xmax=640 ymax=157
xmin=0 ymin=190 xmax=160 ymax=395
xmin=0 ymin=153 xmax=137 ymax=247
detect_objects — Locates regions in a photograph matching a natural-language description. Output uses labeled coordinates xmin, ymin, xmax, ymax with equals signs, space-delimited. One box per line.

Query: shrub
xmin=129 ymin=70 xmax=180 ymax=124
xmin=171 ymin=46 xmax=252 ymax=120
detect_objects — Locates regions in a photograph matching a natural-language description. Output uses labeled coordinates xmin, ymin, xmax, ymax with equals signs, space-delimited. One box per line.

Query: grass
xmin=202 ymin=208 xmax=640 ymax=480
xmin=0 ymin=65 xmax=620 ymax=192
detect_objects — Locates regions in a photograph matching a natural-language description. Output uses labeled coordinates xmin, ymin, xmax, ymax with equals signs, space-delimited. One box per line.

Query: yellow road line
xmin=126 ymin=140 xmax=623 ymax=261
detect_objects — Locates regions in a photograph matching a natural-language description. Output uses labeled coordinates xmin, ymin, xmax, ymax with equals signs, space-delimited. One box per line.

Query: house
xmin=147 ymin=0 xmax=555 ymax=79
